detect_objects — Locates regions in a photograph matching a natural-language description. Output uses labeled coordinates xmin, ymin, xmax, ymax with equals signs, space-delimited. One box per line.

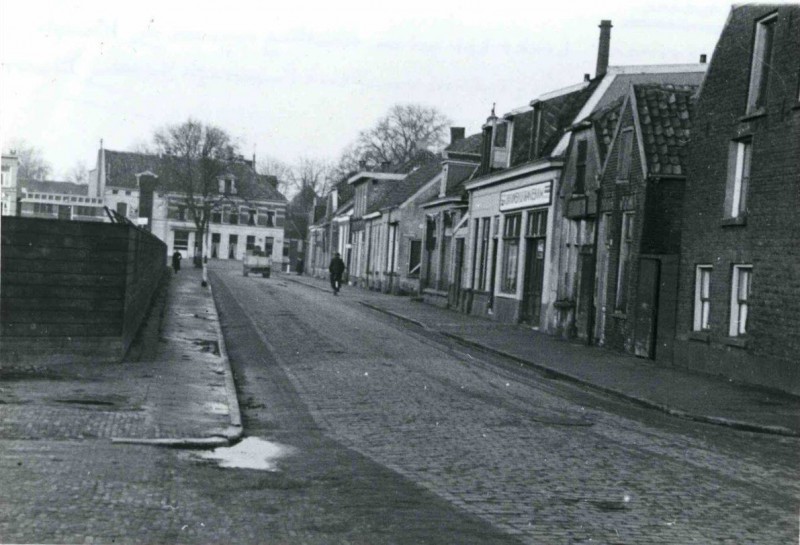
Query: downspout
xmin=586 ymin=177 xmax=602 ymax=345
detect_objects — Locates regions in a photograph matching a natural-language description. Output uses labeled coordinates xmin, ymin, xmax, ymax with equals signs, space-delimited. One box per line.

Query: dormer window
xmin=219 ymin=177 xmax=237 ymax=195
xmin=491 ymin=122 xmax=509 ymax=169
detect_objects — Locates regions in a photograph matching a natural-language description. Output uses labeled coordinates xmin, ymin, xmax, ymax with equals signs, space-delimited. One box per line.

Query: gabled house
xmin=463 ymin=19 xmax=707 ymax=332
xmin=419 ymin=129 xmax=481 ymax=309
xmin=674 ymin=4 xmax=800 ymax=394
xmin=552 ymin=98 xmax=623 ymax=341
xmin=594 ymin=83 xmax=698 ymax=363
xmin=94 ymin=147 xmax=287 ymax=262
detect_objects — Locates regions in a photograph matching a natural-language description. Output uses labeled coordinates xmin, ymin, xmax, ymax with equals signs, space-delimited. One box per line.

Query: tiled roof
xmin=445 ymin=133 xmax=482 ymax=156
xmin=104 ymin=150 xmax=286 ymax=202
xmin=20 ymin=180 xmax=90 ymax=196
xmin=443 ymin=162 xmax=479 ymax=198
xmin=509 ymin=79 xmax=601 ymax=167
xmin=633 ymin=84 xmax=697 ymax=176
xmin=367 ymin=157 xmax=442 ymax=214
xmin=590 ymin=97 xmax=625 ymax=162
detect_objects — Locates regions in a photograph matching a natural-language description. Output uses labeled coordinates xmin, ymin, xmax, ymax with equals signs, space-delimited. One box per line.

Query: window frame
xmin=173 ymin=230 xmax=190 ymax=251
xmin=693 ymin=265 xmax=713 ymax=332
xmin=726 ymin=138 xmax=752 ymax=219
xmin=500 ymin=213 xmax=522 ymax=294
xmin=574 ymin=139 xmax=588 ymax=195
xmin=617 ymin=128 xmax=634 ymax=182
xmin=614 ymin=212 xmax=635 ymax=311
xmin=746 ymin=13 xmax=778 ymax=114
xmin=729 ymin=265 xmax=752 ymax=336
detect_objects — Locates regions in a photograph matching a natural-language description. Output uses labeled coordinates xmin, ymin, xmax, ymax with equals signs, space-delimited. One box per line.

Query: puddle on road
xmin=205 ymin=402 xmax=229 ymax=415
xmin=195 ymin=437 xmax=295 ymax=471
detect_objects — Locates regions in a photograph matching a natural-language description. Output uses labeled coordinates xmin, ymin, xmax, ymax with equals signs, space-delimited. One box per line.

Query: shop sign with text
xmin=499 ymin=181 xmax=552 ymax=211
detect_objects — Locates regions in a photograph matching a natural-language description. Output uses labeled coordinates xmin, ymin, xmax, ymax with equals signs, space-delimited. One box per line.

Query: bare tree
xmin=351 ymin=104 xmax=450 ymax=169
xmin=65 ymin=161 xmax=89 ymax=184
xmin=258 ymin=156 xmax=294 ymax=197
xmin=5 ymin=138 xmax=52 ymax=181
xmin=293 ymin=157 xmax=333 ymax=196
xmin=153 ymin=119 xmax=240 ymax=279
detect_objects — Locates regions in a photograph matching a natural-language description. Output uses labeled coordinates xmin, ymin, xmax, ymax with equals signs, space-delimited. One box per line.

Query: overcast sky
xmin=1 ymin=0 xmax=736 ymax=180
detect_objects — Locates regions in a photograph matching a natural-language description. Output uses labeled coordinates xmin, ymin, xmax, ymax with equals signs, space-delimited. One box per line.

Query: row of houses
xmin=2 ymin=146 xmax=288 ymax=265
xmin=307 ymin=5 xmax=800 ymax=395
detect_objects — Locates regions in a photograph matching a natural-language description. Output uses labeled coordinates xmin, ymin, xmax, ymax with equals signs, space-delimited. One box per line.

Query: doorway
xmin=633 ymin=258 xmax=660 ymax=359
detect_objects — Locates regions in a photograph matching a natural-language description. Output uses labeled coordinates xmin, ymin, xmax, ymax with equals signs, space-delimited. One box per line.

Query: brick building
xmin=674 ymin=4 xmax=800 ymax=394
xmin=595 ymin=83 xmax=697 ymax=363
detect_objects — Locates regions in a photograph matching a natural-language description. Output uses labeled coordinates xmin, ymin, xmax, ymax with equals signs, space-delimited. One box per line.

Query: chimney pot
xmin=450 ymin=127 xmax=466 ymax=144
xmin=699 ymin=54 xmax=707 ymax=64
xmin=596 ymin=19 xmax=612 ymax=79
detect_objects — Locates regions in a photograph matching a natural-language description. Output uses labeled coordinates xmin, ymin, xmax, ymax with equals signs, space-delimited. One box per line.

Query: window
xmin=239 ymin=207 xmax=249 ymax=225
xmin=726 ymin=138 xmax=752 ymax=219
xmin=229 ymin=207 xmax=239 ymax=225
xmin=694 ymin=265 xmax=713 ymax=331
xmin=474 ymin=219 xmax=490 ymax=290
xmin=112 ymin=189 xmax=118 ymax=195
xmin=211 ymin=209 xmax=221 ymax=223
xmin=747 ymin=14 xmax=777 ymax=113
xmin=617 ymin=129 xmax=634 ymax=181
xmin=729 ymin=265 xmax=752 ymax=336
xmin=125 ymin=191 xmax=131 ymax=196
xmin=387 ymin=223 xmax=398 ymax=273
xmin=491 ymin=122 xmax=509 ymax=169
xmin=615 ymin=212 xmax=634 ymax=311
xmin=493 ymin=122 xmax=508 ymax=147
xmin=501 ymin=213 xmax=522 ymax=293
xmin=221 ymin=178 xmax=237 ymax=195
xmin=408 ymin=240 xmax=422 ymax=276
xmin=526 ymin=209 xmax=548 ymax=238
xmin=117 ymin=202 xmax=128 ymax=217
xmin=173 ymin=230 xmax=189 ymax=251
xmin=247 ymin=209 xmax=256 ymax=226
xmin=575 ymin=139 xmax=588 ymax=194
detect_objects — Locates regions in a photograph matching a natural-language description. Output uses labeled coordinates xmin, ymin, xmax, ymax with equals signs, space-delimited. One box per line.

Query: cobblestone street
xmin=0 ymin=260 xmax=798 ymax=544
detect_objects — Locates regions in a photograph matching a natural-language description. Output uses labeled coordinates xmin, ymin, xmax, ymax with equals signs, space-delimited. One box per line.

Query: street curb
xmin=111 ymin=437 xmax=229 ymax=449
xmin=207 ymin=273 xmax=244 ymax=442
xmin=360 ymin=303 xmax=800 ymax=438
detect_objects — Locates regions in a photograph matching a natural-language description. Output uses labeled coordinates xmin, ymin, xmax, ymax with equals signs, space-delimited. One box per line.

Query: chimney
xmin=596 ymin=20 xmax=612 ymax=78
xmin=450 ymin=127 xmax=465 ymax=144
xmin=584 ymin=73 xmax=591 ymax=82
xmin=358 ymin=160 xmax=367 ymax=171
xmin=699 ymin=54 xmax=707 ymax=64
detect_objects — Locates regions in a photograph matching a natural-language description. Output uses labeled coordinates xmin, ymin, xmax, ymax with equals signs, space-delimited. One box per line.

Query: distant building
xmin=17 ymin=180 xmax=105 ymax=222
xmin=93 ymin=147 xmax=287 ymax=262
xmin=1 ymin=153 xmax=20 ymax=216
xmin=674 ymin=4 xmax=800 ymax=394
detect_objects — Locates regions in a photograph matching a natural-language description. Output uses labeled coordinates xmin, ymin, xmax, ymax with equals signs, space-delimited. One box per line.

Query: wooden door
xmin=633 ymin=258 xmax=660 ymax=359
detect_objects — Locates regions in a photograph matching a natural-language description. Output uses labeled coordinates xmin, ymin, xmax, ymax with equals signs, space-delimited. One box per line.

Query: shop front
xmin=466 ymin=166 xmax=559 ymax=329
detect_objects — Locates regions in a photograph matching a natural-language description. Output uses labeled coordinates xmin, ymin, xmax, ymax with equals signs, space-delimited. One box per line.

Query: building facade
xmin=95 ymin=148 xmax=287 ymax=263
xmin=674 ymin=4 xmax=800 ymax=394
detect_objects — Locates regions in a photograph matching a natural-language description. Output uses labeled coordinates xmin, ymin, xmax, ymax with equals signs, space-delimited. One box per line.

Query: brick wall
xmin=675 ymin=5 xmax=800 ymax=394
xmin=1 ymin=216 xmax=167 ymax=364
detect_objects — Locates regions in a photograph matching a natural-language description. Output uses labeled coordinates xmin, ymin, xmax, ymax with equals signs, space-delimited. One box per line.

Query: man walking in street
xmin=172 ymin=250 xmax=182 ymax=274
xmin=328 ymin=252 xmax=345 ymax=295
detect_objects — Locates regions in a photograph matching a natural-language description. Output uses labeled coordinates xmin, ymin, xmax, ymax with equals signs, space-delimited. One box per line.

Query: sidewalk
xmin=284 ymin=273 xmax=800 ymax=437
xmin=0 ymin=266 xmax=241 ymax=448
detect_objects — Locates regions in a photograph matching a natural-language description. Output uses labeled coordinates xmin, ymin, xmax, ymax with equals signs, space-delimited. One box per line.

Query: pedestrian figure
xmin=172 ymin=250 xmax=182 ymax=274
xmin=296 ymin=257 xmax=305 ymax=276
xmin=328 ymin=252 xmax=345 ymax=295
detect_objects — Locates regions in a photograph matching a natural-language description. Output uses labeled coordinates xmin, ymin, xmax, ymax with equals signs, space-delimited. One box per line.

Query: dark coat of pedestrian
xmin=328 ymin=253 xmax=345 ymax=294
xmin=172 ymin=251 xmax=182 ymax=274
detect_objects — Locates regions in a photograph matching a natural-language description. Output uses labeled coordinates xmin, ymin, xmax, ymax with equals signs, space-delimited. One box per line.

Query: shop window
xmin=501 ymin=213 xmax=521 ymax=293
xmin=694 ymin=265 xmax=712 ymax=331
xmin=729 ymin=265 xmax=752 ymax=336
